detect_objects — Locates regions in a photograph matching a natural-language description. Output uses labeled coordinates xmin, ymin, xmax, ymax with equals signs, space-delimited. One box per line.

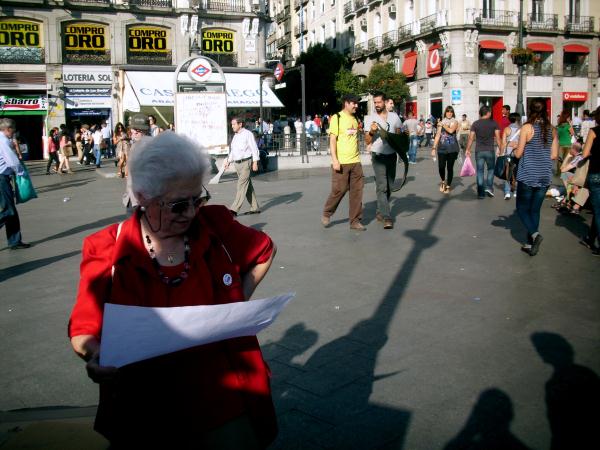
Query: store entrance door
xmin=430 ymin=99 xmax=442 ymax=121
xmin=10 ymin=115 xmax=45 ymax=160
xmin=65 ymin=108 xmax=111 ymax=135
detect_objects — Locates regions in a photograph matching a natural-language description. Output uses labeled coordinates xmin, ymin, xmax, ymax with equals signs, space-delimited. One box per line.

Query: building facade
xmin=0 ymin=0 xmax=274 ymax=159
xmin=271 ymin=0 xmax=599 ymax=123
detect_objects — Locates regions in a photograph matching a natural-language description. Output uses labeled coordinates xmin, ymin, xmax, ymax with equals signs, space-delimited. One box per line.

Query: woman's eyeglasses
xmin=160 ymin=187 xmax=211 ymax=214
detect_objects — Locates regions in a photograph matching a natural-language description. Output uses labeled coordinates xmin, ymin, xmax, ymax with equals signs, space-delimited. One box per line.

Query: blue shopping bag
xmin=15 ymin=164 xmax=38 ymax=204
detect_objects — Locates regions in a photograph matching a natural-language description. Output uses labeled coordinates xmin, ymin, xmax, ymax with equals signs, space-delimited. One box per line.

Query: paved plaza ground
xmin=1 ymin=152 xmax=599 ymax=449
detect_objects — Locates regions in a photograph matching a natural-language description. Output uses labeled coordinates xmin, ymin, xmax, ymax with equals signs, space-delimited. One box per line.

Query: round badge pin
xmin=223 ymin=273 xmax=233 ymax=286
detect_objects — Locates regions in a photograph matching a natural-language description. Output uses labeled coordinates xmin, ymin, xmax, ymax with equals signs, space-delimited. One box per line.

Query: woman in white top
xmin=500 ymin=113 xmax=521 ymax=199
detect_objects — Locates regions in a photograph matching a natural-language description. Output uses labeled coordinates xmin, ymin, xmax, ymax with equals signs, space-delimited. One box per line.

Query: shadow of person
xmin=444 ymin=388 xmax=531 ymax=450
xmin=531 ymin=332 xmax=600 ymax=450
xmin=260 ymin=192 xmax=303 ymax=213
xmin=554 ymin=212 xmax=589 ymax=241
xmin=491 ymin=209 xmax=525 ymax=244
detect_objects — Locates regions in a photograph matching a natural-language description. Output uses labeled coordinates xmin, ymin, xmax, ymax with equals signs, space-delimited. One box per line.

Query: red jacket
xmin=69 ymin=205 xmax=277 ymax=446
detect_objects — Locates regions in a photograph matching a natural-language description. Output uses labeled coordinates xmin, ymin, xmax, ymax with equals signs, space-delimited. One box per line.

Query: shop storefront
xmin=62 ymin=66 xmax=114 ymax=131
xmin=0 ymin=17 xmax=47 ymax=159
xmin=0 ymin=94 xmax=47 ymax=160
xmin=563 ymin=91 xmax=587 ymax=119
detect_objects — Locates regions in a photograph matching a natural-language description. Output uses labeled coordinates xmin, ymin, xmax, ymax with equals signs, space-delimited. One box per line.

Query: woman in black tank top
xmin=580 ymin=107 xmax=600 ymax=255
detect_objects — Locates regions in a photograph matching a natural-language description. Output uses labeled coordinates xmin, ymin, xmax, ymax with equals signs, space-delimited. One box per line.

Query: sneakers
xmin=10 ymin=241 xmax=31 ymax=250
xmin=521 ymin=244 xmax=532 ymax=254
xmin=504 ymin=193 xmax=511 ymax=200
xmin=529 ymin=233 xmax=543 ymax=256
xmin=321 ymin=215 xmax=330 ymax=228
xmin=485 ymin=189 xmax=494 ymax=197
xmin=349 ymin=222 xmax=366 ymax=231
xmin=383 ymin=219 xmax=393 ymax=229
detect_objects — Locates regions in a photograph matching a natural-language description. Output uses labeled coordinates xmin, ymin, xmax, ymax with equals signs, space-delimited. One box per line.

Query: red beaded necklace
xmin=144 ymin=233 xmax=190 ymax=286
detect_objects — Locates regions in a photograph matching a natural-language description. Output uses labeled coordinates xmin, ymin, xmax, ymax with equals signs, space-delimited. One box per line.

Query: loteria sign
xmin=563 ymin=92 xmax=587 ymax=102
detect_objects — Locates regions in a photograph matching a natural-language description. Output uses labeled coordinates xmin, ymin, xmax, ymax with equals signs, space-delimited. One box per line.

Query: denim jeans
xmin=476 ymin=151 xmax=495 ymax=196
xmin=516 ymin=182 xmax=548 ymax=240
xmin=408 ymin=136 xmax=419 ymax=163
xmin=371 ymin=153 xmax=397 ymax=219
xmin=0 ymin=175 xmax=22 ymax=246
xmin=587 ymin=173 xmax=600 ymax=243
xmin=94 ymin=145 xmax=102 ymax=167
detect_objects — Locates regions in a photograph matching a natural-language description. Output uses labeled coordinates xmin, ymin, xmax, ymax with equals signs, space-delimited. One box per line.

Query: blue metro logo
xmin=191 ymin=64 xmax=210 ymax=78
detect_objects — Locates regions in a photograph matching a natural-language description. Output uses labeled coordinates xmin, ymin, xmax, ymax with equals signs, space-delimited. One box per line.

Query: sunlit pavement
xmin=1 ymin=153 xmax=599 ymax=449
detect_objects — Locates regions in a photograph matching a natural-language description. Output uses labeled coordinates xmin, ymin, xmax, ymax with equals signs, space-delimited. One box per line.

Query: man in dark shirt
xmin=466 ymin=106 xmax=502 ymax=198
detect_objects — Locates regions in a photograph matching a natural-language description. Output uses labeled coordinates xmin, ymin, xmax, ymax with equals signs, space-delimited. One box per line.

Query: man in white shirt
xmin=364 ymin=91 xmax=402 ymax=229
xmin=0 ymin=118 xmax=30 ymax=249
xmin=224 ymin=117 xmax=261 ymax=215
xmin=403 ymin=112 xmax=419 ymax=164
xmin=100 ymin=121 xmax=112 ymax=158
xmin=92 ymin=125 xmax=103 ymax=168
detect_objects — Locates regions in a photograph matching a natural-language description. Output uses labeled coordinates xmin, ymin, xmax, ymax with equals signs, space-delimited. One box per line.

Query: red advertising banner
xmin=427 ymin=44 xmax=441 ymax=76
xmin=563 ymin=92 xmax=587 ymax=102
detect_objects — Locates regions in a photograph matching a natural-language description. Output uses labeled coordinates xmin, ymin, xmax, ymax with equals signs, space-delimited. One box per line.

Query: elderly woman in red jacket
xmin=68 ymin=131 xmax=277 ymax=448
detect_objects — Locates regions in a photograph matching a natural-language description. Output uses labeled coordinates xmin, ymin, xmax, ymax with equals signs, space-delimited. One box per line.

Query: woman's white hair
xmin=128 ymin=131 xmax=210 ymax=200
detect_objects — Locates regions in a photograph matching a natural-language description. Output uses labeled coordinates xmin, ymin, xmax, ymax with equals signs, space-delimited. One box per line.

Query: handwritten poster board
xmin=175 ymin=92 xmax=227 ymax=154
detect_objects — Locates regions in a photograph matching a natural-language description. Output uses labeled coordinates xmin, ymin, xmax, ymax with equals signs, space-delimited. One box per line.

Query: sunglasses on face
xmin=160 ymin=187 xmax=211 ymax=214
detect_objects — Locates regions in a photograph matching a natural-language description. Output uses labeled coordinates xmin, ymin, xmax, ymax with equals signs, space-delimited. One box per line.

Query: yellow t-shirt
xmin=329 ymin=111 xmax=360 ymax=164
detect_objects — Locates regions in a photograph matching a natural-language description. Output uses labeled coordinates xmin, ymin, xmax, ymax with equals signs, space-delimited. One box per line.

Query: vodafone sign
xmin=427 ymin=45 xmax=441 ymax=76
xmin=563 ymin=92 xmax=587 ymax=102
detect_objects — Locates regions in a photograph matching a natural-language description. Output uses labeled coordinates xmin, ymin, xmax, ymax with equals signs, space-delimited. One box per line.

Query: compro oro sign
xmin=201 ymin=29 xmax=234 ymax=54
xmin=127 ymin=25 xmax=172 ymax=65
xmin=563 ymin=92 xmax=587 ymax=102
xmin=0 ymin=18 xmax=44 ymax=64
xmin=62 ymin=21 xmax=110 ymax=65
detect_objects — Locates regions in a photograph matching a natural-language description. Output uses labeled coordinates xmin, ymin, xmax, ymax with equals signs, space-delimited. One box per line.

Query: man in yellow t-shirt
xmin=321 ymin=93 xmax=365 ymax=231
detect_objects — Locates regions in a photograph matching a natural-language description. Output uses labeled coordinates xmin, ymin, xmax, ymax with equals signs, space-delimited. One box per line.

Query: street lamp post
xmin=515 ymin=0 xmax=525 ymax=117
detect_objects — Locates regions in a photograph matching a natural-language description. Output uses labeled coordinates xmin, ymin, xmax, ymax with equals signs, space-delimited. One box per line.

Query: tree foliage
xmin=279 ymin=44 xmax=347 ymax=116
xmin=334 ymin=68 xmax=362 ymax=104
xmin=362 ymin=63 xmax=409 ymax=104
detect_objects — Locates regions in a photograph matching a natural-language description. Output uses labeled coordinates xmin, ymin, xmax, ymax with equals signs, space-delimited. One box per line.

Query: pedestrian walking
xmin=148 ymin=115 xmax=160 ymax=137
xmin=364 ymin=91 xmax=402 ymax=229
xmin=466 ymin=106 xmax=502 ymax=198
xmin=113 ymin=122 xmax=130 ymax=178
xmin=431 ymin=106 xmax=460 ymax=194
xmin=321 ymin=93 xmax=365 ymax=231
xmin=101 ymin=121 xmax=112 ymax=158
xmin=424 ymin=120 xmax=433 ymax=147
xmin=0 ymin=118 xmax=30 ymax=249
xmin=458 ymin=114 xmax=471 ymax=151
xmin=224 ymin=117 xmax=261 ymax=215
xmin=513 ymin=98 xmax=558 ymax=256
xmin=579 ymin=106 xmax=600 ymax=255
xmin=92 ymin=125 xmax=103 ymax=168
xmin=403 ymin=112 xmax=419 ymax=164
xmin=80 ymin=124 xmax=92 ymax=165
xmin=500 ymin=112 xmax=522 ymax=199
xmin=57 ymin=129 xmax=74 ymax=174
xmin=45 ymin=127 xmax=60 ymax=174
xmin=557 ymin=110 xmax=575 ymax=174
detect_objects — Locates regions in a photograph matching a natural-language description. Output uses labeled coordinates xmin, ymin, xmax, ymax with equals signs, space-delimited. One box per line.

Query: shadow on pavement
xmin=260 ymin=192 xmax=303 ymax=213
xmin=34 ymin=177 xmax=97 ymax=194
xmin=269 ymin=197 xmax=448 ymax=449
xmin=531 ymin=332 xmax=600 ymax=450
xmin=491 ymin=209 xmax=525 ymax=244
xmin=0 ymin=250 xmax=81 ymax=282
xmin=553 ymin=211 xmax=589 ymax=241
xmin=443 ymin=388 xmax=531 ymax=450
xmin=30 ymin=215 xmax=126 ymax=246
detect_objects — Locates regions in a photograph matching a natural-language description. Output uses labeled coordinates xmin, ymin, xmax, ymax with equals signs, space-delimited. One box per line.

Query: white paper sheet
xmin=99 ymin=292 xmax=295 ymax=367
xmin=208 ymin=160 xmax=227 ymax=184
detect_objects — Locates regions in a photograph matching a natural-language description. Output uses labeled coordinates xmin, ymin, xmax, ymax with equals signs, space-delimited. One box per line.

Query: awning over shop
xmin=123 ymin=71 xmax=284 ymax=110
xmin=527 ymin=42 xmax=554 ymax=52
xmin=402 ymin=52 xmax=417 ymax=77
xmin=564 ymin=44 xmax=589 ymax=53
xmin=479 ymin=40 xmax=505 ymax=50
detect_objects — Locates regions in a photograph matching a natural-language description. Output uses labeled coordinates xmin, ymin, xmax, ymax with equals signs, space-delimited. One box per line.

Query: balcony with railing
xmin=565 ymin=15 xmax=594 ymax=33
xmin=193 ymin=0 xmax=246 ymax=12
xmin=294 ymin=24 xmax=307 ymax=36
xmin=368 ymin=0 xmax=382 ymax=4
xmin=276 ymin=33 xmax=292 ymax=48
xmin=466 ymin=9 xmax=518 ymax=28
xmin=367 ymin=36 xmax=382 ymax=53
xmin=344 ymin=1 xmax=356 ymax=18
xmin=275 ymin=10 xmax=289 ymax=23
xmin=129 ymin=0 xmax=173 ymax=7
xmin=382 ymin=30 xmax=398 ymax=48
xmin=353 ymin=41 xmax=368 ymax=58
xmin=355 ymin=0 xmax=369 ymax=13
xmin=419 ymin=13 xmax=438 ymax=33
xmin=527 ymin=13 xmax=558 ymax=31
